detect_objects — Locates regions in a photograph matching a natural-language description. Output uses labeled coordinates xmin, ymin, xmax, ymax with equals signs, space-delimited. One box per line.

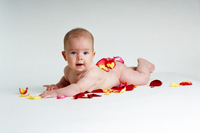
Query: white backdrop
xmin=1 ymin=0 xmax=200 ymax=89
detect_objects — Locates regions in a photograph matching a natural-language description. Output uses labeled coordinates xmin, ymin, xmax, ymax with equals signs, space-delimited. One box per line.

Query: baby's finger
xmin=43 ymin=85 xmax=49 ymax=87
xmin=46 ymin=87 xmax=51 ymax=91
xmin=43 ymin=94 xmax=53 ymax=99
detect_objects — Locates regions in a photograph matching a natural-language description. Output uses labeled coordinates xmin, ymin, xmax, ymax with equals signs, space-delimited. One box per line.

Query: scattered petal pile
xmin=19 ymin=87 xmax=41 ymax=100
xmin=73 ymin=82 xmax=136 ymax=99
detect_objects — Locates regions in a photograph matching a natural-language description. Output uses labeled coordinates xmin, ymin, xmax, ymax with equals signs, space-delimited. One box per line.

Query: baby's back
xmin=87 ymin=63 xmax=121 ymax=92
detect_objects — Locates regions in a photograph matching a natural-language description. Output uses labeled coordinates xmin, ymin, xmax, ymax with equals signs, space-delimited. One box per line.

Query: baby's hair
xmin=64 ymin=28 xmax=94 ymax=51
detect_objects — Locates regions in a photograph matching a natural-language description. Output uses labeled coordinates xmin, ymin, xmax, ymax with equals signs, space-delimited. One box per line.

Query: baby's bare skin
xmin=40 ymin=58 xmax=154 ymax=98
xmin=39 ymin=28 xmax=155 ymax=98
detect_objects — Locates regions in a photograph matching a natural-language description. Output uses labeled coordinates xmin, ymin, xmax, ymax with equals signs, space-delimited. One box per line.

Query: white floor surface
xmin=0 ymin=72 xmax=200 ymax=133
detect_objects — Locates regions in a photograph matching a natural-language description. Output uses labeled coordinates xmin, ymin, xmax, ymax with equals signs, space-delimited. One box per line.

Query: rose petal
xmin=112 ymin=87 xmax=125 ymax=93
xmin=91 ymin=89 xmax=104 ymax=93
xmin=73 ymin=93 xmax=86 ymax=99
xmin=119 ymin=82 xmax=127 ymax=88
xmin=170 ymin=83 xmax=181 ymax=87
xmin=113 ymin=56 xmax=124 ymax=64
xmin=57 ymin=95 xmax=67 ymax=99
xmin=92 ymin=94 xmax=101 ymax=97
xmin=87 ymin=94 xmax=93 ymax=99
xmin=180 ymin=81 xmax=192 ymax=85
xmin=149 ymin=80 xmax=162 ymax=88
xmin=126 ymin=84 xmax=136 ymax=91
xmin=106 ymin=62 xmax=116 ymax=69
xmin=19 ymin=87 xmax=28 ymax=94
xmin=96 ymin=58 xmax=107 ymax=66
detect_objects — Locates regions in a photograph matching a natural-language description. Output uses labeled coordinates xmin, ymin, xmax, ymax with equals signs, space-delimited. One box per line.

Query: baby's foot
xmin=138 ymin=58 xmax=155 ymax=73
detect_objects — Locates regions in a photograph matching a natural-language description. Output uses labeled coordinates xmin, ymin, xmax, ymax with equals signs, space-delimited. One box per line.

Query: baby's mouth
xmin=76 ymin=63 xmax=84 ymax=67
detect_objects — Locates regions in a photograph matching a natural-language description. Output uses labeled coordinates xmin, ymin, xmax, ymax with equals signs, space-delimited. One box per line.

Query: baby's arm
xmin=40 ymin=71 xmax=98 ymax=98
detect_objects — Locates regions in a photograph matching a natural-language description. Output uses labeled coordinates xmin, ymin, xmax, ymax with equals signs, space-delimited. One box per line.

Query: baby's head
xmin=63 ymin=28 xmax=94 ymax=51
xmin=62 ymin=28 xmax=96 ymax=74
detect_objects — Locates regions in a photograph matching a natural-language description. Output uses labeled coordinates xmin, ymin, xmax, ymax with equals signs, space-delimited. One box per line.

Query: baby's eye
xmin=71 ymin=52 xmax=76 ymax=55
xmin=84 ymin=52 xmax=88 ymax=55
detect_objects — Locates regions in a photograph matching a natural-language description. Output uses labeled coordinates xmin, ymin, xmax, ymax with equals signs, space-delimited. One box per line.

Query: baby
xmin=40 ymin=28 xmax=155 ymax=98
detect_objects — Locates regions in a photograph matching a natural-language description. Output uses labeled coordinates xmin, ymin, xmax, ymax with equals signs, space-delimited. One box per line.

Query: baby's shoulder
xmin=63 ymin=65 xmax=72 ymax=76
xmin=64 ymin=65 xmax=70 ymax=71
xmin=84 ymin=64 xmax=104 ymax=79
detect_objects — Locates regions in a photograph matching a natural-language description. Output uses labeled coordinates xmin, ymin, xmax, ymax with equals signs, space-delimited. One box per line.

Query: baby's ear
xmin=62 ymin=51 xmax=67 ymax=61
xmin=92 ymin=51 xmax=96 ymax=58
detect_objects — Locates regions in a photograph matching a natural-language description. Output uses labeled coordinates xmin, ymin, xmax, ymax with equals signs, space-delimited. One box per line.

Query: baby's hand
xmin=43 ymin=84 xmax=59 ymax=91
xmin=39 ymin=90 xmax=58 ymax=99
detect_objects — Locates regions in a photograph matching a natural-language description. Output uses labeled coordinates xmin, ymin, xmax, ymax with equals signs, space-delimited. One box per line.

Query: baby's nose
xmin=77 ymin=55 xmax=83 ymax=60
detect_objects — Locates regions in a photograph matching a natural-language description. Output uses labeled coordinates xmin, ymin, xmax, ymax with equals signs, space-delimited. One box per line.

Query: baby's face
xmin=63 ymin=36 xmax=95 ymax=74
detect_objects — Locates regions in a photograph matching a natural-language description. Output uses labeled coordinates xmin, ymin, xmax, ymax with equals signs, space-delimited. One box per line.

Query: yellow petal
xmin=20 ymin=88 xmax=25 ymax=93
xmin=33 ymin=96 xmax=41 ymax=99
xmin=120 ymin=87 xmax=126 ymax=93
xmin=27 ymin=96 xmax=34 ymax=99
xmin=99 ymin=65 xmax=108 ymax=71
xmin=182 ymin=80 xmax=191 ymax=83
xmin=107 ymin=62 xmax=115 ymax=69
xmin=170 ymin=83 xmax=181 ymax=87
xmin=27 ymin=95 xmax=41 ymax=100
xmin=19 ymin=94 xmax=26 ymax=97
xmin=105 ymin=92 xmax=110 ymax=95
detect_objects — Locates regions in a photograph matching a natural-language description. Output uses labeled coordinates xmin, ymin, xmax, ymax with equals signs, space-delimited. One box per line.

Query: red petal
xmin=73 ymin=93 xmax=86 ymax=99
xmin=91 ymin=89 xmax=104 ymax=93
xmin=87 ymin=94 xmax=93 ymax=99
xmin=112 ymin=87 xmax=124 ymax=93
xmin=92 ymin=94 xmax=101 ymax=97
xmin=84 ymin=91 xmax=90 ymax=93
xmin=180 ymin=82 xmax=192 ymax=85
xmin=96 ymin=58 xmax=107 ymax=66
xmin=126 ymin=84 xmax=135 ymax=91
xmin=19 ymin=87 xmax=28 ymax=94
xmin=149 ymin=80 xmax=162 ymax=88
xmin=24 ymin=87 xmax=28 ymax=94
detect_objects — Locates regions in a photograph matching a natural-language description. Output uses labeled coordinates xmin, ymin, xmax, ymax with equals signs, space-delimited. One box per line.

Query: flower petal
xmin=126 ymin=84 xmax=136 ymax=91
xmin=149 ymin=80 xmax=162 ymax=88
xmin=96 ymin=58 xmax=109 ymax=71
xmin=19 ymin=87 xmax=28 ymax=94
xmin=57 ymin=95 xmax=67 ymax=99
xmin=112 ymin=87 xmax=126 ymax=93
xmin=180 ymin=80 xmax=192 ymax=85
xmin=91 ymin=89 xmax=104 ymax=93
xmin=73 ymin=93 xmax=88 ymax=99
xmin=170 ymin=83 xmax=181 ymax=87
xmin=87 ymin=94 xmax=93 ymax=98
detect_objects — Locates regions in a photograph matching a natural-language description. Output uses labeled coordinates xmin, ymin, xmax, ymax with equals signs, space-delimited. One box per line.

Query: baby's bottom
xmin=117 ymin=58 xmax=155 ymax=85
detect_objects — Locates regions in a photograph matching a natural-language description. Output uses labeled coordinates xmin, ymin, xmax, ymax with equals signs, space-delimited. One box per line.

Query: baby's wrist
xmin=55 ymin=89 xmax=63 ymax=97
xmin=54 ymin=90 xmax=59 ymax=96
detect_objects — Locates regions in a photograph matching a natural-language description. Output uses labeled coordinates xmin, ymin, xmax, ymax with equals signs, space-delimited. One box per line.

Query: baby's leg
xmin=119 ymin=58 xmax=155 ymax=85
